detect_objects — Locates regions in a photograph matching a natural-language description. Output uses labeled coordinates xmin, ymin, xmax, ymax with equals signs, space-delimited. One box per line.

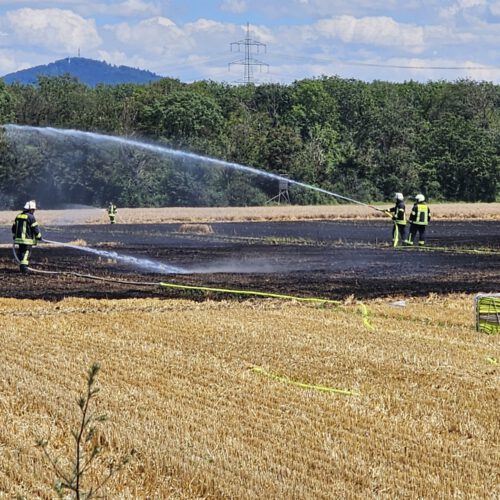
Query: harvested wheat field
xmin=0 ymin=294 xmax=498 ymax=498
xmin=0 ymin=202 xmax=500 ymax=226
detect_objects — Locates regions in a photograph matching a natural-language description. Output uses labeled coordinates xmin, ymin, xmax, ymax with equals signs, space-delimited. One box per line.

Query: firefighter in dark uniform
xmin=405 ymin=194 xmax=430 ymax=246
xmin=12 ymin=200 xmax=42 ymax=273
xmin=386 ymin=192 xmax=406 ymax=246
xmin=107 ymin=202 xmax=117 ymax=224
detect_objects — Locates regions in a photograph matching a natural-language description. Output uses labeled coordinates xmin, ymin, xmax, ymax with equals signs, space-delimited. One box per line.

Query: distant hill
xmin=1 ymin=57 xmax=164 ymax=87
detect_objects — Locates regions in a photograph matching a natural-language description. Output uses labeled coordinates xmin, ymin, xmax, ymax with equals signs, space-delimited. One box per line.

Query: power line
xmin=159 ymin=49 xmax=498 ymax=84
xmin=229 ymin=22 xmax=269 ymax=84
xmin=270 ymin=51 xmax=499 ymax=71
xmin=161 ymin=54 xmax=231 ymax=73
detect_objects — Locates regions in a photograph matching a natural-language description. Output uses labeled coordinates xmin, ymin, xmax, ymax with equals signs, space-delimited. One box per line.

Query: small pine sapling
xmin=37 ymin=363 xmax=132 ymax=499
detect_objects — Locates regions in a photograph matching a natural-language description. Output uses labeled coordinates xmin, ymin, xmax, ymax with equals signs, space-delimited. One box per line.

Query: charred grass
xmin=0 ymin=294 xmax=498 ymax=498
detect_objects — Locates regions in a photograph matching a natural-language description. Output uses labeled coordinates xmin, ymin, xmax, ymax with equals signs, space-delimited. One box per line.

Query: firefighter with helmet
xmin=386 ymin=192 xmax=406 ymax=246
xmin=12 ymin=200 xmax=42 ymax=273
xmin=107 ymin=202 xmax=117 ymax=224
xmin=405 ymin=194 xmax=431 ymax=246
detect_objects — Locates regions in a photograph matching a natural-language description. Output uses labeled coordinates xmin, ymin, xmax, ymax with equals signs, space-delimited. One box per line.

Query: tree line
xmin=0 ymin=74 xmax=498 ymax=209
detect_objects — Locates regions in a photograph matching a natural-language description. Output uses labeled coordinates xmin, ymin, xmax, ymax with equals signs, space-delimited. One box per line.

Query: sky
xmin=0 ymin=0 xmax=499 ymax=84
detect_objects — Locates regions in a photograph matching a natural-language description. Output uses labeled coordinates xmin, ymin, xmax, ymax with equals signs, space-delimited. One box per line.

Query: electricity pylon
xmin=229 ymin=23 xmax=268 ymax=84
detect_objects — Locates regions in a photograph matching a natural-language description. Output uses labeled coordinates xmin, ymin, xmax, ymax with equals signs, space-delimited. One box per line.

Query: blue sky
xmin=0 ymin=0 xmax=499 ymax=84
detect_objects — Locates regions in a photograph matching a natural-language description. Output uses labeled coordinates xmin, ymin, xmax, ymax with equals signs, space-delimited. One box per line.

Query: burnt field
xmin=0 ymin=220 xmax=499 ymax=301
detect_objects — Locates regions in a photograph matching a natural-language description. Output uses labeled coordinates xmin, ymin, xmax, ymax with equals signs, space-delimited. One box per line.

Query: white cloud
xmin=185 ymin=18 xmax=231 ymax=34
xmin=313 ymin=16 xmax=426 ymax=52
xmin=84 ymin=0 xmax=161 ymax=17
xmin=299 ymin=0 xmax=400 ymax=9
xmin=6 ymin=8 xmax=101 ymax=53
xmin=262 ymin=0 xmax=404 ymax=18
xmin=220 ymin=0 xmax=248 ymax=14
xmin=0 ymin=47 xmax=66 ymax=74
xmin=0 ymin=1 xmax=82 ymax=5
xmin=457 ymin=0 xmax=486 ymax=8
xmin=264 ymin=54 xmax=500 ymax=84
xmin=0 ymin=49 xmax=25 ymax=73
xmin=106 ymin=17 xmax=193 ymax=57
xmin=376 ymin=56 xmax=500 ymax=82
xmin=490 ymin=1 xmax=500 ymax=15
xmin=247 ymin=24 xmax=275 ymax=44
xmin=0 ymin=1 xmax=499 ymax=83
xmin=439 ymin=0 xmax=487 ymax=18
xmin=96 ymin=48 xmax=159 ymax=72
xmin=0 ymin=1 xmax=161 ymax=17
xmin=120 ymin=0 xmax=160 ymax=16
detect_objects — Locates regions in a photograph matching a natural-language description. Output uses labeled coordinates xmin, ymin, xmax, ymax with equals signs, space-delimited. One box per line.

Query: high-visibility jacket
xmin=12 ymin=211 xmax=42 ymax=244
xmin=108 ymin=205 xmax=117 ymax=215
xmin=389 ymin=200 xmax=406 ymax=225
xmin=409 ymin=203 xmax=430 ymax=226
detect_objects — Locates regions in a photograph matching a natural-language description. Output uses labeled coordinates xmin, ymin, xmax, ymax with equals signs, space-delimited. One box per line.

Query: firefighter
xmin=12 ymin=200 xmax=42 ymax=273
xmin=107 ymin=202 xmax=117 ymax=224
xmin=405 ymin=194 xmax=430 ymax=246
xmin=386 ymin=192 xmax=406 ymax=246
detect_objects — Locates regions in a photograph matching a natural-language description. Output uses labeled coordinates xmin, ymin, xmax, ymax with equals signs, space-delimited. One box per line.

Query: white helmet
xmin=394 ymin=192 xmax=404 ymax=201
xmin=415 ymin=194 xmax=425 ymax=202
xmin=24 ymin=200 xmax=37 ymax=210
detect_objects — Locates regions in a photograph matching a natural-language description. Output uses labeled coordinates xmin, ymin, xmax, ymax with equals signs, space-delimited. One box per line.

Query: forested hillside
xmin=0 ymin=74 xmax=498 ymax=209
xmin=2 ymin=57 xmax=162 ymax=88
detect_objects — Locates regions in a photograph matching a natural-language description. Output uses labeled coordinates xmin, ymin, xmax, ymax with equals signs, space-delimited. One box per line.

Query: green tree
xmin=32 ymin=75 xmax=91 ymax=128
xmin=287 ymin=78 xmax=340 ymax=139
xmin=138 ymin=90 xmax=225 ymax=154
xmin=418 ymin=114 xmax=498 ymax=201
xmin=0 ymin=79 xmax=13 ymax=123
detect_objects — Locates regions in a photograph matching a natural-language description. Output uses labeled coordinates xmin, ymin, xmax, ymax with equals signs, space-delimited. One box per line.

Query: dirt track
xmin=1 ymin=220 xmax=499 ymax=300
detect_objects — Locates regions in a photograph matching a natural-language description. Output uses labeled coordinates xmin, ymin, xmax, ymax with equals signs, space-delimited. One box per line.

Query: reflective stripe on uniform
xmin=20 ymin=255 xmax=30 ymax=265
xmin=13 ymin=213 xmax=39 ymax=244
xmin=395 ymin=207 xmax=406 ymax=224
xmin=411 ymin=203 xmax=429 ymax=225
xmin=18 ymin=246 xmax=31 ymax=265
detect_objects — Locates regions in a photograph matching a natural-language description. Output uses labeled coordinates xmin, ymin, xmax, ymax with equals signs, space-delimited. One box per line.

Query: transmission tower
xmin=229 ymin=23 xmax=268 ymax=84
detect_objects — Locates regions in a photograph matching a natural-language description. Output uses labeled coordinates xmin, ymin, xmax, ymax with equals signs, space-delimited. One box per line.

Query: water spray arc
xmin=4 ymin=125 xmax=383 ymax=213
xmin=42 ymin=239 xmax=185 ymax=274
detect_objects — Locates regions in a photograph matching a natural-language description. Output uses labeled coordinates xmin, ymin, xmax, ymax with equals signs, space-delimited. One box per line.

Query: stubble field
xmin=0 ymin=204 xmax=499 ymax=498
xmin=0 ymin=295 xmax=498 ymax=498
xmin=1 ymin=201 xmax=500 ymax=226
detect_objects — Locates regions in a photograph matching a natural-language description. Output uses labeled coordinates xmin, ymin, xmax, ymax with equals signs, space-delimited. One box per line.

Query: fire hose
xmin=11 ymin=240 xmax=380 ymax=338
xmin=11 ymin=243 xmax=19 ymax=265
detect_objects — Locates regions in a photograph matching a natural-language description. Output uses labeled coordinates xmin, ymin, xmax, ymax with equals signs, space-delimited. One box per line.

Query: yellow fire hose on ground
xmin=13 ymin=241 xmax=377 ymax=337
xmin=157 ymin=281 xmax=341 ymax=305
xmin=251 ymin=366 xmax=360 ymax=396
xmin=13 ymin=242 xmax=496 ymax=393
xmin=475 ymin=294 xmax=500 ymax=335
xmin=13 ymin=241 xmax=373 ymax=396
xmin=396 ymin=245 xmax=499 ymax=255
